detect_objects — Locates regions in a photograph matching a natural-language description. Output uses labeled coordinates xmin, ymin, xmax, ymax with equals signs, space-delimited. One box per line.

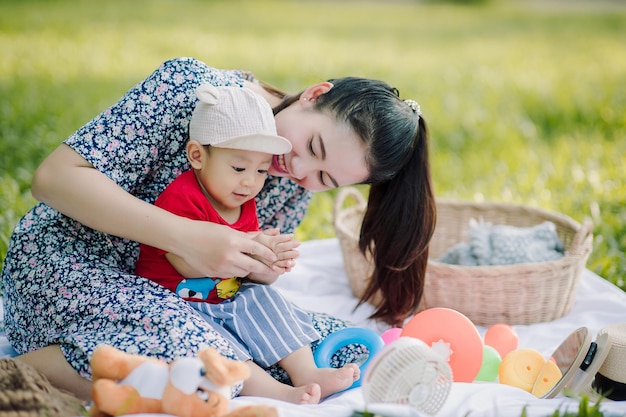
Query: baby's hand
xmin=251 ymin=228 xmax=300 ymax=272
xmin=246 ymin=229 xmax=300 ymax=284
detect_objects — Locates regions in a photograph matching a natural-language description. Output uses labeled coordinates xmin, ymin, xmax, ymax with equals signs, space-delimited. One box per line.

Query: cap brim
xmin=214 ymin=134 xmax=292 ymax=155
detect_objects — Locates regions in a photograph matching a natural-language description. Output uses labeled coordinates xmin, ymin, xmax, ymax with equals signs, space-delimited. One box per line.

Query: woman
xmin=1 ymin=57 xmax=436 ymax=401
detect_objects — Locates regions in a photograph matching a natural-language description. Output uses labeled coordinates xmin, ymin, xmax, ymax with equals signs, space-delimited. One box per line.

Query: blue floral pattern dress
xmin=0 ymin=58 xmax=355 ymax=388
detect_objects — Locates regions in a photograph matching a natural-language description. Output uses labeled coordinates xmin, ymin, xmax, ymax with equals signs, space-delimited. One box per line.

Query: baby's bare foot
xmin=283 ymin=383 xmax=321 ymax=405
xmin=314 ymin=364 xmax=361 ymax=398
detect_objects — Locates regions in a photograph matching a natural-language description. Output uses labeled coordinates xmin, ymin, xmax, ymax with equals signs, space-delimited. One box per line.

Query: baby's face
xmin=198 ymin=146 xmax=271 ymax=212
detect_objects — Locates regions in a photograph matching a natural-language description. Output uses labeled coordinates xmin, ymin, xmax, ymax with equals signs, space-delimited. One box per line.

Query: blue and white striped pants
xmin=189 ymin=282 xmax=321 ymax=368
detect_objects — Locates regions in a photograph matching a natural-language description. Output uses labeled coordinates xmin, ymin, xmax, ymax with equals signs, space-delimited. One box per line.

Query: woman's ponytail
xmin=359 ymin=117 xmax=436 ymax=326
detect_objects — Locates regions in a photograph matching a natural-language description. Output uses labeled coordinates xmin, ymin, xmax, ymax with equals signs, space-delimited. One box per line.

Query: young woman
xmin=1 ymin=57 xmax=435 ymax=401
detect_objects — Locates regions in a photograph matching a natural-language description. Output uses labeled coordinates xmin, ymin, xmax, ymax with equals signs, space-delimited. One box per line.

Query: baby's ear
xmin=186 ymin=140 xmax=205 ymax=168
xmin=195 ymin=83 xmax=220 ymax=104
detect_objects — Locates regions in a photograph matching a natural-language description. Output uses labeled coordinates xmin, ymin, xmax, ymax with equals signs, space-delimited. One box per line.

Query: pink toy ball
xmin=484 ymin=323 xmax=519 ymax=359
xmin=400 ymin=307 xmax=483 ymax=383
xmin=381 ymin=327 xmax=403 ymax=345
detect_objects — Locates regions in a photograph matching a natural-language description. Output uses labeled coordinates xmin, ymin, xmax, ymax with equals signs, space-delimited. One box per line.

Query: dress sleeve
xmin=256 ymin=176 xmax=312 ymax=234
xmin=64 ymin=57 xmax=245 ymax=203
xmin=62 ymin=57 xmax=312 ymax=231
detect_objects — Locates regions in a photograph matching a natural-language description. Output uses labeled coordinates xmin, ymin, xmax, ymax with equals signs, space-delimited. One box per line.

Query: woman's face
xmin=270 ymin=92 xmax=369 ymax=192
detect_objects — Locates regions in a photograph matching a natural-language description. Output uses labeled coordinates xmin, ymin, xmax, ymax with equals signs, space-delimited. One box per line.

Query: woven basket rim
xmin=333 ymin=188 xmax=593 ymax=256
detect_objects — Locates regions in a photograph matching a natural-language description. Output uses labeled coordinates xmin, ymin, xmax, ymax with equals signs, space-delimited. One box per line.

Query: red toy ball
xmin=484 ymin=323 xmax=519 ymax=359
xmin=401 ymin=307 xmax=483 ymax=382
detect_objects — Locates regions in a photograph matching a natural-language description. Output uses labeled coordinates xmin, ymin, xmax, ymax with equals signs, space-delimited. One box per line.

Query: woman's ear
xmin=186 ymin=140 xmax=205 ymax=169
xmin=300 ymin=81 xmax=334 ymax=104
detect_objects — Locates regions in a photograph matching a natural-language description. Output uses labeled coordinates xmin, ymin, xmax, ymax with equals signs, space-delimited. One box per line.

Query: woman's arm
xmin=32 ymin=144 xmax=277 ymax=278
xmin=164 ymin=252 xmax=204 ymax=278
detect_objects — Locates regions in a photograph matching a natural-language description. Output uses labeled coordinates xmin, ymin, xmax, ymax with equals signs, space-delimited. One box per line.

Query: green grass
xmin=0 ymin=2 xmax=624 ymax=415
xmin=526 ymin=394 xmax=607 ymax=417
xmin=1 ymin=0 xmax=625 ymax=294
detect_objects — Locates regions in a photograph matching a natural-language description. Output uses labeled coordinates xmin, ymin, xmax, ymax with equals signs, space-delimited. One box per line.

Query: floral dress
xmin=0 ymin=58 xmax=356 ymax=387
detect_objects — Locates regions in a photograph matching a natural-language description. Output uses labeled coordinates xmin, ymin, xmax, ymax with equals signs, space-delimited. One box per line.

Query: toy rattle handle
xmin=314 ymin=327 xmax=384 ymax=390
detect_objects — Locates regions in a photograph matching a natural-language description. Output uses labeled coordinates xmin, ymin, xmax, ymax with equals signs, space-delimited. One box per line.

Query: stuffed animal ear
xmin=91 ymin=344 xmax=150 ymax=382
xmin=198 ymin=348 xmax=250 ymax=387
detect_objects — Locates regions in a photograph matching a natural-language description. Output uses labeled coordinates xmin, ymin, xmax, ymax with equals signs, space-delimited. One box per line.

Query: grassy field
xmin=1 ymin=0 xmax=625 ymax=292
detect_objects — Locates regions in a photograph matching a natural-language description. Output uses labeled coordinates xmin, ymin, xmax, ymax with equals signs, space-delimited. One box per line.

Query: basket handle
xmin=569 ymin=217 xmax=594 ymax=255
xmin=333 ymin=187 xmax=367 ymax=223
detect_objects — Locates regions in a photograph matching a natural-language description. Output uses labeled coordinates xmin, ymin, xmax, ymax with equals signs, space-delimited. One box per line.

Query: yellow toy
xmin=89 ymin=344 xmax=277 ymax=417
xmin=498 ymin=348 xmax=562 ymax=397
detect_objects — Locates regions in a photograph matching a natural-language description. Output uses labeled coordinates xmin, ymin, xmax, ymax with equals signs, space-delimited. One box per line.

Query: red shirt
xmin=135 ymin=170 xmax=258 ymax=303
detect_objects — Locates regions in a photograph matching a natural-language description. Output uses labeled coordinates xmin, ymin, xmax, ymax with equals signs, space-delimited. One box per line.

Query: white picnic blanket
xmin=2 ymin=238 xmax=626 ymax=416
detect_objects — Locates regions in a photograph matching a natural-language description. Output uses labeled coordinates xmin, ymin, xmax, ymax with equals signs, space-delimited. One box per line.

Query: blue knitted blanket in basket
xmin=438 ymin=220 xmax=565 ymax=266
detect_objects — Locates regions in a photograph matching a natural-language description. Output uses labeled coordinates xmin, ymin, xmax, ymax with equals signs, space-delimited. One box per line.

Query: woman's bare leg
xmin=16 ymin=344 xmax=92 ymax=402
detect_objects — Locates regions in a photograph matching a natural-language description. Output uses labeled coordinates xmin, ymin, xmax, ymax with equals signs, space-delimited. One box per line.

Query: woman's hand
xmin=174 ymin=220 xmax=279 ymax=279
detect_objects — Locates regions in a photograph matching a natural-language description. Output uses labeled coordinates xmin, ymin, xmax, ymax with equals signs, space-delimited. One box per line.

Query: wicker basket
xmin=333 ymin=187 xmax=594 ymax=326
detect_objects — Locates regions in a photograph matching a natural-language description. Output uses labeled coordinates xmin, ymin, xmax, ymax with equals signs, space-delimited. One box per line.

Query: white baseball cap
xmin=189 ymin=84 xmax=292 ymax=155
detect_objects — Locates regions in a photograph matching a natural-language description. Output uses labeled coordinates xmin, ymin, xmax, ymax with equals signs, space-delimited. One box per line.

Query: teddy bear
xmin=89 ymin=344 xmax=278 ymax=417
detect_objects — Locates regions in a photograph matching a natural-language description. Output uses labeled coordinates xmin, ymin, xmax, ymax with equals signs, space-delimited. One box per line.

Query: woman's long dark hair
xmin=268 ymin=77 xmax=436 ymax=326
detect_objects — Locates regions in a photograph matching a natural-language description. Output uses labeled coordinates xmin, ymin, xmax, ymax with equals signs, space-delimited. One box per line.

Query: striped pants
xmin=189 ymin=282 xmax=320 ymax=368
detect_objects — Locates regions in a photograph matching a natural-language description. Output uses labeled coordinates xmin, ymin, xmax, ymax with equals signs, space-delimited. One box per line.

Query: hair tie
xmin=404 ymin=99 xmax=422 ymax=117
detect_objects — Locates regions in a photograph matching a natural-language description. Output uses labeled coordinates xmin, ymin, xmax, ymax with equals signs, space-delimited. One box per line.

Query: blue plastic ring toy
xmin=313 ymin=327 xmax=384 ymax=389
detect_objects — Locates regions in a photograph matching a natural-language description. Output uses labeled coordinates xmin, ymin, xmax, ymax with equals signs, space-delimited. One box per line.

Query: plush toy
xmin=89 ymin=344 xmax=277 ymax=417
